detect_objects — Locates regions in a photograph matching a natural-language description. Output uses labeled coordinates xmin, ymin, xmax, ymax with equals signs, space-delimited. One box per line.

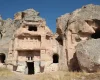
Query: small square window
xmin=28 ymin=25 xmax=37 ymax=31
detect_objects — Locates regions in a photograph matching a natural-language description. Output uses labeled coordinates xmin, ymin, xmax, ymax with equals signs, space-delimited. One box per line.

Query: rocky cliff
xmin=0 ymin=9 xmax=44 ymax=54
xmin=0 ymin=4 xmax=100 ymax=72
xmin=56 ymin=4 xmax=100 ymax=71
xmin=76 ymin=39 xmax=100 ymax=72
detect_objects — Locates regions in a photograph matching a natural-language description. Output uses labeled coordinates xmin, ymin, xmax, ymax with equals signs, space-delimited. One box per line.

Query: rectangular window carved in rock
xmin=28 ymin=25 xmax=37 ymax=31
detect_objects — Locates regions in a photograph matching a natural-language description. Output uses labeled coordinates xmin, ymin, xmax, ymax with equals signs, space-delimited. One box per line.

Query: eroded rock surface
xmin=76 ymin=39 xmax=100 ymax=72
xmin=0 ymin=9 xmax=43 ymax=54
xmin=0 ymin=4 xmax=100 ymax=73
xmin=0 ymin=18 xmax=19 ymax=54
xmin=56 ymin=4 xmax=100 ymax=71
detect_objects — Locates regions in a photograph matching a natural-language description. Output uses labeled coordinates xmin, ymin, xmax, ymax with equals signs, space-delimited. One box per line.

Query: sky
xmin=0 ymin=0 xmax=100 ymax=32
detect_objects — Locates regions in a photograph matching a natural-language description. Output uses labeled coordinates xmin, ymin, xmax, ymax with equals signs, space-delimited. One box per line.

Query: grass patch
xmin=34 ymin=71 xmax=87 ymax=80
xmin=0 ymin=68 xmax=13 ymax=77
xmin=23 ymin=71 xmax=100 ymax=80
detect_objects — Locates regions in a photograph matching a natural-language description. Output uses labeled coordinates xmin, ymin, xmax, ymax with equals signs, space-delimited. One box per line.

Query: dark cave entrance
xmin=91 ymin=29 xmax=100 ymax=39
xmin=27 ymin=62 xmax=34 ymax=74
xmin=28 ymin=25 xmax=37 ymax=31
xmin=69 ymin=53 xmax=81 ymax=72
xmin=88 ymin=19 xmax=100 ymax=39
xmin=0 ymin=53 xmax=5 ymax=63
xmin=53 ymin=54 xmax=59 ymax=63
xmin=56 ymin=35 xmax=63 ymax=46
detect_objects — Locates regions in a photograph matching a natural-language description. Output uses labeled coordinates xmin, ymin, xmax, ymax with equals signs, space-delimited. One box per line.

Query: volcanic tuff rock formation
xmin=4 ymin=8 xmax=59 ymax=74
xmin=0 ymin=9 xmax=43 ymax=54
xmin=14 ymin=9 xmax=43 ymax=21
xmin=0 ymin=4 xmax=100 ymax=73
xmin=76 ymin=39 xmax=100 ymax=72
xmin=0 ymin=18 xmax=20 ymax=54
xmin=56 ymin=4 xmax=100 ymax=71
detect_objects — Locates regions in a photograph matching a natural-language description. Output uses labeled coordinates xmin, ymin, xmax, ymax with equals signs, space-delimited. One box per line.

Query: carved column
xmin=59 ymin=34 xmax=68 ymax=71
xmin=13 ymin=38 xmax=18 ymax=66
xmin=40 ymin=50 xmax=45 ymax=72
xmin=41 ymin=35 xmax=46 ymax=49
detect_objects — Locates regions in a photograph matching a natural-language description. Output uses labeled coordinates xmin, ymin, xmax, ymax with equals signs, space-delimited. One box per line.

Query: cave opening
xmin=53 ymin=54 xmax=59 ymax=63
xmin=0 ymin=53 xmax=6 ymax=63
xmin=27 ymin=62 xmax=34 ymax=74
xmin=56 ymin=35 xmax=63 ymax=46
xmin=91 ymin=29 xmax=100 ymax=39
xmin=28 ymin=25 xmax=37 ymax=31
xmin=69 ymin=53 xmax=81 ymax=72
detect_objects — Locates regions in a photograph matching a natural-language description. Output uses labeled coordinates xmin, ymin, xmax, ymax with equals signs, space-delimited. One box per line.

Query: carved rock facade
xmin=0 ymin=4 xmax=100 ymax=74
xmin=0 ymin=9 xmax=59 ymax=74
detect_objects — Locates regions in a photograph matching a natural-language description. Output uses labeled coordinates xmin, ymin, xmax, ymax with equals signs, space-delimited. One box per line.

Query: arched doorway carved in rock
xmin=53 ymin=54 xmax=59 ymax=63
xmin=0 ymin=53 xmax=6 ymax=63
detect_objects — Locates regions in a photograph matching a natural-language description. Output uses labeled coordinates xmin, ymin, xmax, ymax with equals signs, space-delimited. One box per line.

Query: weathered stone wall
xmin=56 ymin=4 xmax=100 ymax=71
xmin=1 ymin=4 xmax=100 ymax=73
xmin=0 ymin=19 xmax=21 ymax=55
xmin=5 ymin=9 xmax=60 ymax=74
xmin=76 ymin=39 xmax=100 ymax=72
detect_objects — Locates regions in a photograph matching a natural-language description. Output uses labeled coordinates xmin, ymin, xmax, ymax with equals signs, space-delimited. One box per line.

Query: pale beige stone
xmin=7 ymin=19 xmax=59 ymax=74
